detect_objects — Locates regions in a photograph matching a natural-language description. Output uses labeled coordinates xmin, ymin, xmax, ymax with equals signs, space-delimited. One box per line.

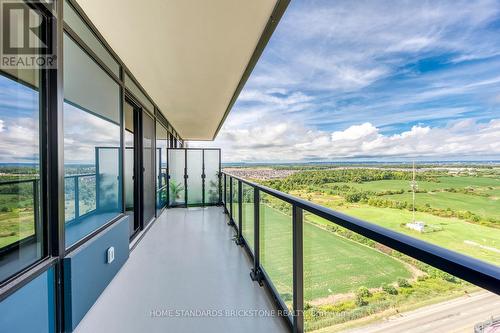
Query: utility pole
xmin=410 ymin=161 xmax=418 ymax=223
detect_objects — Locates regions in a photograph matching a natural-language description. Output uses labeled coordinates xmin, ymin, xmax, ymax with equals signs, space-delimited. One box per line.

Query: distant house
xmin=406 ymin=221 xmax=425 ymax=232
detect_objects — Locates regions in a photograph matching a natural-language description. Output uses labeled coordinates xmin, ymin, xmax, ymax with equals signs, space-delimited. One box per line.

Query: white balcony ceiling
xmin=75 ymin=0 xmax=280 ymax=140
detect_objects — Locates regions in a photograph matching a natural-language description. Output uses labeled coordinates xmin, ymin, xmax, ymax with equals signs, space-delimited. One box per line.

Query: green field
xmin=245 ymin=204 xmax=411 ymax=302
xmin=381 ymin=191 xmax=500 ymax=220
xmin=331 ymin=176 xmax=500 ymax=193
xmin=235 ymin=168 xmax=500 ymax=331
xmin=335 ymin=204 xmax=500 ymax=265
xmin=0 ymin=210 xmax=35 ymax=248
xmin=0 ymin=191 xmax=36 ymax=248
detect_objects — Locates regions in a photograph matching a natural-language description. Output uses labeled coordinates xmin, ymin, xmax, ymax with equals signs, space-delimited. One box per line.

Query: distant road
xmin=346 ymin=292 xmax=500 ymax=333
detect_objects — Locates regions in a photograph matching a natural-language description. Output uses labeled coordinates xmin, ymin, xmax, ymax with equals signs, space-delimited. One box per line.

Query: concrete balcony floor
xmin=74 ymin=206 xmax=289 ymax=333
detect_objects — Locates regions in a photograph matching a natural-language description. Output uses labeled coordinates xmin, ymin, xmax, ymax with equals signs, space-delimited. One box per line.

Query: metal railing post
xmin=74 ymin=176 xmax=79 ymax=220
xmin=223 ymin=174 xmax=227 ymax=213
xmin=236 ymin=180 xmax=243 ymax=245
xmin=33 ymin=179 xmax=40 ymax=237
xmin=228 ymin=177 xmax=234 ymax=226
xmin=293 ymin=205 xmax=304 ymax=333
xmin=250 ymin=188 xmax=263 ymax=284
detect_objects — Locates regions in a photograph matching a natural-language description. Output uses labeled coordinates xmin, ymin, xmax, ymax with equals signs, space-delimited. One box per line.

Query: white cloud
xmin=330 ymin=123 xmax=378 ymax=141
xmin=191 ymin=119 xmax=500 ymax=162
xmin=249 ymin=0 xmax=500 ymax=94
xmin=0 ymin=117 xmax=39 ymax=163
xmin=190 ymin=0 xmax=500 ymax=163
xmin=0 ymin=105 xmax=121 ymax=164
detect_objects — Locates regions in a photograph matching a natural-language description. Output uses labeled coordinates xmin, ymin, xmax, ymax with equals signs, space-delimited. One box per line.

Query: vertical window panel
xmin=63 ymin=33 xmax=122 ymax=248
xmin=0 ymin=20 xmax=44 ymax=282
xmin=156 ymin=122 xmax=168 ymax=213
xmin=63 ymin=0 xmax=120 ymax=76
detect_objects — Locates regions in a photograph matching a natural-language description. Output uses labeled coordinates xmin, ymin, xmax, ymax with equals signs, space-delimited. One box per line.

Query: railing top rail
xmin=64 ymin=173 xmax=96 ymax=179
xmin=0 ymin=173 xmax=96 ymax=186
xmin=0 ymin=178 xmax=39 ymax=186
xmin=222 ymin=171 xmax=500 ymax=295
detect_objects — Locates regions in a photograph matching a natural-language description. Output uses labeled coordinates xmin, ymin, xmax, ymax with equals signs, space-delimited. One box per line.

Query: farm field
xmin=336 ymin=204 xmax=500 ymax=265
xmin=381 ymin=191 xmax=500 ymax=220
xmin=243 ymin=203 xmax=411 ymax=301
xmin=291 ymin=190 xmax=500 ymax=265
xmin=0 ymin=210 xmax=35 ymax=248
xmin=234 ymin=166 xmax=500 ymax=331
xmin=0 ymin=190 xmax=36 ymax=248
xmin=330 ymin=176 xmax=500 ymax=192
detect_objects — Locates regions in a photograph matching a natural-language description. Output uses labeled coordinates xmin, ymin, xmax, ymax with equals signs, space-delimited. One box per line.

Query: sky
xmin=0 ymin=75 xmax=39 ymax=163
xmin=193 ymin=0 xmax=500 ymax=162
xmin=1 ymin=0 xmax=500 ymax=164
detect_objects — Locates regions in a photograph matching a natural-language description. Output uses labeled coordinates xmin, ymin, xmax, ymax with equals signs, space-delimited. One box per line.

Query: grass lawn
xmin=381 ymin=191 xmax=500 ymax=220
xmin=0 ymin=210 xmax=35 ymax=248
xmin=334 ymin=204 xmax=500 ymax=265
xmin=0 ymin=192 xmax=36 ymax=248
xmin=255 ymin=203 xmax=411 ymax=302
xmin=329 ymin=176 xmax=500 ymax=193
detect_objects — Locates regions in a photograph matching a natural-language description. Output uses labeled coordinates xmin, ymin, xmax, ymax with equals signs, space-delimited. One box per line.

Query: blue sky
xmin=0 ymin=75 xmax=39 ymax=163
xmin=196 ymin=0 xmax=500 ymax=162
xmin=1 ymin=0 xmax=500 ymax=164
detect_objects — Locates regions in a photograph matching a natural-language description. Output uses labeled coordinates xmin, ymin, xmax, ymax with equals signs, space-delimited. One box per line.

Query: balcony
xmin=1 ymin=147 xmax=499 ymax=333
xmin=0 ymin=1 xmax=499 ymax=333
xmin=74 ymin=206 xmax=289 ymax=333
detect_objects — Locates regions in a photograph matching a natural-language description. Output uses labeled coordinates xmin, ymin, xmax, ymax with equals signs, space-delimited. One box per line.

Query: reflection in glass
xmin=142 ymin=113 xmax=155 ymax=224
xmin=63 ymin=33 xmax=121 ymax=247
xmin=0 ymin=59 xmax=43 ymax=281
xmin=124 ymin=101 xmax=136 ymax=237
xmin=0 ymin=0 xmax=47 ymax=284
xmin=302 ymin=213 xmax=499 ymax=332
xmin=156 ymin=122 xmax=168 ymax=213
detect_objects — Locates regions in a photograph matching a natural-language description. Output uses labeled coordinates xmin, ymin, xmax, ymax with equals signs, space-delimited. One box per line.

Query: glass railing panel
xmin=64 ymin=177 xmax=75 ymax=222
xmin=231 ymin=178 xmax=239 ymax=225
xmin=302 ymin=211 xmax=500 ymax=332
xmin=186 ymin=149 xmax=203 ymax=205
xmin=225 ymin=175 xmax=230 ymax=209
xmin=260 ymin=192 xmax=293 ymax=312
xmin=168 ymin=149 xmax=185 ymax=206
xmin=204 ymin=150 xmax=220 ymax=205
xmin=78 ymin=175 xmax=96 ymax=216
xmin=241 ymin=183 xmax=254 ymax=252
xmin=96 ymin=147 xmax=121 ymax=214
